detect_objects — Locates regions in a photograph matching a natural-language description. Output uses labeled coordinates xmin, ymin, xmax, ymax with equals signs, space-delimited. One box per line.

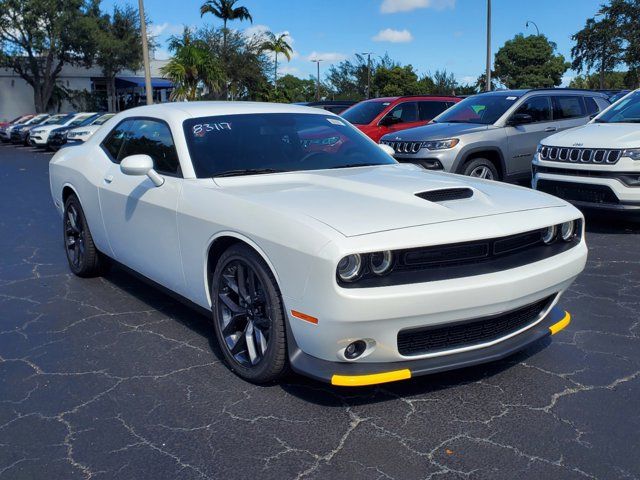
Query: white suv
xmin=533 ymin=89 xmax=640 ymax=216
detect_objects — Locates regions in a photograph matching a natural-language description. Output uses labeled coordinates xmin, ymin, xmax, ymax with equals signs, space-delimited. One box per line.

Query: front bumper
xmin=381 ymin=142 xmax=460 ymax=172
xmin=29 ymin=133 xmax=49 ymax=146
xmin=289 ymin=306 xmax=570 ymax=386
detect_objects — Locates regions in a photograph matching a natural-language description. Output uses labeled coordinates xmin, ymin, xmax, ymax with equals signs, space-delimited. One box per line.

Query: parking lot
xmin=0 ymin=144 xmax=639 ymax=479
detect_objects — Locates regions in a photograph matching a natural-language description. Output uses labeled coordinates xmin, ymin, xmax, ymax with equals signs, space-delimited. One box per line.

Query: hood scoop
xmin=416 ymin=188 xmax=474 ymax=203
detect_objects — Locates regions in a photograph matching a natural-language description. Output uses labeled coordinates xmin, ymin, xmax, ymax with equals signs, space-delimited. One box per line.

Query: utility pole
xmin=311 ymin=59 xmax=323 ymax=101
xmin=525 ymin=20 xmax=540 ymax=36
xmin=485 ymin=0 xmax=492 ymax=92
xmin=138 ymin=0 xmax=153 ymax=105
xmin=361 ymin=52 xmax=374 ymax=99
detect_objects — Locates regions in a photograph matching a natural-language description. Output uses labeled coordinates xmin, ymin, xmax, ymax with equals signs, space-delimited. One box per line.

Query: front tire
xmin=63 ymin=195 xmax=107 ymax=277
xmin=211 ymin=244 xmax=288 ymax=384
xmin=461 ymin=158 xmax=499 ymax=180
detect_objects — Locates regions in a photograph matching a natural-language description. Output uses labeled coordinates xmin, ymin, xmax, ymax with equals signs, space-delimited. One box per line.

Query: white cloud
xmin=305 ymin=51 xmax=348 ymax=63
xmin=373 ymin=28 xmax=413 ymax=43
xmin=279 ymin=65 xmax=301 ymax=75
xmin=152 ymin=48 xmax=172 ymax=61
xmin=380 ymin=0 xmax=455 ymax=14
xmin=149 ymin=22 xmax=183 ymax=38
xmin=460 ymin=75 xmax=476 ymax=85
xmin=243 ymin=24 xmax=270 ymax=40
xmin=244 ymin=25 xmax=299 ymax=60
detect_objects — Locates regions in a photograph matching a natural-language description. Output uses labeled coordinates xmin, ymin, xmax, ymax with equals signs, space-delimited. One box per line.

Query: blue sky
xmin=105 ymin=0 xmax=605 ymax=86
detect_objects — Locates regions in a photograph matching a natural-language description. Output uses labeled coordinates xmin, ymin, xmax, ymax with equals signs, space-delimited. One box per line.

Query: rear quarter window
xmin=553 ymin=96 xmax=586 ymax=120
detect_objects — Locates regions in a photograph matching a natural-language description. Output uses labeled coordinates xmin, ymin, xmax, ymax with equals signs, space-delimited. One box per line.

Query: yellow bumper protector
xmin=331 ymin=369 xmax=411 ymax=387
xmin=549 ymin=311 xmax=571 ymax=335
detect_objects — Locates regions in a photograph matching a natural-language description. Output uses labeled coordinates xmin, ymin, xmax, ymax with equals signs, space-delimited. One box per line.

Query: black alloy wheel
xmin=63 ymin=195 xmax=107 ymax=277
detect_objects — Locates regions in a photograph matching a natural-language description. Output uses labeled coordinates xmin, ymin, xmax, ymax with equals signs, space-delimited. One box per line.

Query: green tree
xmin=475 ymin=72 xmax=497 ymax=92
xmin=373 ymin=64 xmax=422 ymax=96
xmin=600 ymin=0 xmax=640 ymax=87
xmin=260 ymin=32 xmax=293 ymax=90
xmin=0 ymin=0 xmax=98 ymax=112
xmin=569 ymin=71 xmax=630 ymax=89
xmin=95 ymin=5 xmax=144 ymax=112
xmin=160 ymin=27 xmax=223 ymax=101
xmin=272 ymin=74 xmax=316 ymax=102
xmin=571 ymin=15 xmax=623 ymax=89
xmin=430 ymin=69 xmax=458 ymax=94
xmin=494 ymin=34 xmax=569 ymax=88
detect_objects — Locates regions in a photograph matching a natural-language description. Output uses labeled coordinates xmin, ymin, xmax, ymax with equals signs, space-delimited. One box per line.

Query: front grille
xmin=416 ymin=188 xmax=473 ymax=202
xmin=537 ymin=179 xmax=619 ymax=204
xmin=380 ymin=140 xmax=422 ymax=155
xmin=540 ymin=145 xmax=621 ymax=164
xmin=397 ymin=296 xmax=553 ymax=356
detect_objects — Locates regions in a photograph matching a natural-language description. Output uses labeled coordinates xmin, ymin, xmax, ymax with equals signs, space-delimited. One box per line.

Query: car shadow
xmin=101 ymin=264 xmax=552 ymax=404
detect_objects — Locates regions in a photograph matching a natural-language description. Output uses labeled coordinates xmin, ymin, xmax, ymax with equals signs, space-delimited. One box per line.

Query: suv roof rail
xmin=525 ymin=87 xmax=609 ymax=96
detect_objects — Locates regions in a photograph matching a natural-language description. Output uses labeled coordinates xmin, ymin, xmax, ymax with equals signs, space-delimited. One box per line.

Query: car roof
xmin=364 ymin=95 xmax=460 ymax=103
xmin=474 ymin=88 xmax=609 ymax=98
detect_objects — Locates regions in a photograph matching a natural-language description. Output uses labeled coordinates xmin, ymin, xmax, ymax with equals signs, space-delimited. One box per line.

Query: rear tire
xmin=63 ymin=195 xmax=108 ymax=277
xmin=211 ymin=244 xmax=288 ymax=384
xmin=461 ymin=158 xmax=499 ymax=181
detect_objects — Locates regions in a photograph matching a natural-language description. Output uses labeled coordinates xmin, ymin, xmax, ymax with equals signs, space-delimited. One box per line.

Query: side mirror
xmin=508 ymin=113 xmax=534 ymax=126
xmin=378 ymin=143 xmax=395 ymax=156
xmin=120 ymin=154 xmax=164 ymax=187
xmin=379 ymin=116 xmax=402 ymax=127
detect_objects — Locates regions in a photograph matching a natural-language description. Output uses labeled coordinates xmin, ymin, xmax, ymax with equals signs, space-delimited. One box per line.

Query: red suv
xmin=340 ymin=95 xmax=461 ymax=142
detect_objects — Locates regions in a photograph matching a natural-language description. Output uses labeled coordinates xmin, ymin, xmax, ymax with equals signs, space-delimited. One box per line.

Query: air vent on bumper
xmin=416 ymin=188 xmax=473 ymax=202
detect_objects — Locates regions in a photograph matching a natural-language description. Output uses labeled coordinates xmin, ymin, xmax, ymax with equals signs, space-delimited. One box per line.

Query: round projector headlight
xmin=560 ymin=221 xmax=576 ymax=241
xmin=370 ymin=251 xmax=394 ymax=276
xmin=337 ymin=254 xmax=362 ymax=282
xmin=542 ymin=225 xmax=557 ymax=244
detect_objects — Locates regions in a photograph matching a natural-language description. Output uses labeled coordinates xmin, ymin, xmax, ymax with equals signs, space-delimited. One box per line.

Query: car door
xmin=551 ymin=95 xmax=590 ymax=133
xmin=378 ymin=101 xmax=422 ymax=137
xmin=505 ymin=95 xmax=554 ymax=174
xmin=98 ymin=118 xmax=186 ymax=294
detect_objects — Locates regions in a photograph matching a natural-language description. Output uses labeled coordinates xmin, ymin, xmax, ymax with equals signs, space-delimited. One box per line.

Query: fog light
xmin=337 ymin=254 xmax=362 ymax=282
xmin=344 ymin=340 xmax=367 ymax=359
xmin=560 ymin=221 xmax=577 ymax=241
xmin=370 ymin=251 xmax=394 ymax=276
xmin=542 ymin=225 xmax=557 ymax=244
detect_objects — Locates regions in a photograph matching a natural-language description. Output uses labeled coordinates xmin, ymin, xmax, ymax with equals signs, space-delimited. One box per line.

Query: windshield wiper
xmin=329 ymin=163 xmax=381 ymax=169
xmin=214 ymin=168 xmax=284 ymax=177
xmin=593 ymin=118 xmax=608 ymax=123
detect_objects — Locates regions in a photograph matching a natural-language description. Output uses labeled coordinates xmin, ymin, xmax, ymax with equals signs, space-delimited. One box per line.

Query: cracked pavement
xmin=1 ymin=145 xmax=639 ymax=480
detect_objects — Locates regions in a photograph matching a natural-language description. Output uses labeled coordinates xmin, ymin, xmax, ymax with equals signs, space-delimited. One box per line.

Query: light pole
xmin=361 ymin=52 xmax=374 ymax=99
xmin=311 ymin=59 xmax=323 ymax=101
xmin=138 ymin=0 xmax=153 ymax=105
xmin=525 ymin=20 xmax=540 ymax=36
xmin=485 ymin=0 xmax=491 ymax=92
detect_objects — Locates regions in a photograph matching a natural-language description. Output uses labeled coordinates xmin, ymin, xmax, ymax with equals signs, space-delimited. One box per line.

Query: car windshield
xmin=92 ymin=114 xmax=114 ymax=126
xmin=183 ymin=113 xmax=396 ymax=178
xmin=434 ymin=93 xmax=520 ymax=124
xmin=594 ymin=91 xmax=640 ymax=123
xmin=68 ymin=115 xmax=97 ymax=128
xmin=341 ymin=101 xmax=390 ymax=125
xmin=42 ymin=114 xmax=70 ymax=125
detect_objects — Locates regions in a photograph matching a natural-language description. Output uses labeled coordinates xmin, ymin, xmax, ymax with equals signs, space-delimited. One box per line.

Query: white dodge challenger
xmin=49 ymin=102 xmax=587 ymax=386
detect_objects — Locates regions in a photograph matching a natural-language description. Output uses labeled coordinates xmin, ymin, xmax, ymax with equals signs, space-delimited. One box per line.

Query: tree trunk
xmin=33 ymin=84 xmax=46 ymax=113
xmin=223 ymin=19 xmax=228 ymax=100
xmin=111 ymin=76 xmax=118 ymax=112
xmin=274 ymin=52 xmax=278 ymax=90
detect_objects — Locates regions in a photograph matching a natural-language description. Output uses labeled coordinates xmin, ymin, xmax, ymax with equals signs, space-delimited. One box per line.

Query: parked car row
xmin=0 ymin=111 xmax=115 ymax=150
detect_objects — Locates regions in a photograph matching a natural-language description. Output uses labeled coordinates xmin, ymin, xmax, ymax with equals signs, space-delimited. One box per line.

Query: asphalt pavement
xmin=1 ymin=143 xmax=639 ymax=480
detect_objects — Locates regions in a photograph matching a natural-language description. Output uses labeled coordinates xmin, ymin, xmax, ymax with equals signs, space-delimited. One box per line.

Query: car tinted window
xmin=418 ymin=101 xmax=451 ymax=121
xmin=102 ymin=120 xmax=135 ymax=161
xmin=435 ymin=94 xmax=519 ymax=124
xmin=341 ymin=101 xmax=389 ymax=124
xmin=386 ymin=102 xmax=419 ymax=123
xmin=584 ymin=96 xmax=599 ymax=115
xmin=514 ymin=96 xmax=552 ymax=122
xmin=183 ymin=113 xmax=396 ymax=178
xmin=553 ymin=96 xmax=586 ymax=119
xmin=119 ymin=119 xmax=180 ymax=175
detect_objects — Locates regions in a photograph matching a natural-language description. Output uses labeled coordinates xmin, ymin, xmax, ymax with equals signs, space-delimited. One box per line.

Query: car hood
xmin=214 ymin=164 xmax=566 ymax=237
xmin=380 ymin=122 xmax=492 ymax=141
xmin=542 ymin=123 xmax=640 ymax=148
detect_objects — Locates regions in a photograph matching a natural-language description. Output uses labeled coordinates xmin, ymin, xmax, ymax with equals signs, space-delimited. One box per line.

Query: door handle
xmin=103 ymin=175 xmax=113 ymax=184
xmin=544 ymin=127 xmax=557 ymax=132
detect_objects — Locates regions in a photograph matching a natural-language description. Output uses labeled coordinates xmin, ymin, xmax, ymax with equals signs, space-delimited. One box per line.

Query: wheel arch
xmin=61 ymin=183 xmax=82 ymax=206
xmin=204 ymin=232 xmax=283 ymax=308
xmin=456 ymin=147 xmax=506 ymax=180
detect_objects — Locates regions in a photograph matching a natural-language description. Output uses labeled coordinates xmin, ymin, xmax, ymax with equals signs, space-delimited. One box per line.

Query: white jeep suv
xmin=533 ymin=89 xmax=640 ymax=215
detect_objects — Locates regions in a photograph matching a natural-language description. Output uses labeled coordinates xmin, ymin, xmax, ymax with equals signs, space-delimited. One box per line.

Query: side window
xmin=594 ymin=97 xmax=610 ymax=111
xmin=584 ymin=96 xmax=599 ymax=116
xmin=418 ymin=101 xmax=450 ymax=121
xmin=385 ymin=102 xmax=419 ymax=123
xmin=553 ymin=96 xmax=586 ymax=120
xmin=119 ymin=119 xmax=180 ymax=175
xmin=514 ymin=96 xmax=552 ymax=122
xmin=102 ymin=120 xmax=135 ymax=162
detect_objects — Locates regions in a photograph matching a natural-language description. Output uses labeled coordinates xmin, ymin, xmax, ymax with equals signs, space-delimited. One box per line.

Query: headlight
xmin=421 ymin=138 xmax=459 ymax=150
xmin=20 ymin=127 xmax=30 ymax=132
xmin=337 ymin=254 xmax=363 ymax=282
xmin=622 ymin=149 xmax=640 ymax=161
xmin=542 ymin=225 xmax=557 ymax=244
xmin=74 ymin=131 xmax=90 ymax=136
xmin=370 ymin=251 xmax=394 ymax=276
xmin=560 ymin=220 xmax=577 ymax=241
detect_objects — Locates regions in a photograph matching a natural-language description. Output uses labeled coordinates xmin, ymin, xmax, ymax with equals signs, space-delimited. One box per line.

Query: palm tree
xmin=160 ymin=27 xmax=223 ymax=101
xmin=200 ymin=0 xmax=252 ymax=53
xmin=261 ymin=32 xmax=293 ymax=90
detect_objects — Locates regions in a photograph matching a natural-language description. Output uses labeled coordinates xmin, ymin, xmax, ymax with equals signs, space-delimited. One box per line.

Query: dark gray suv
xmin=380 ymin=89 xmax=610 ymax=181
